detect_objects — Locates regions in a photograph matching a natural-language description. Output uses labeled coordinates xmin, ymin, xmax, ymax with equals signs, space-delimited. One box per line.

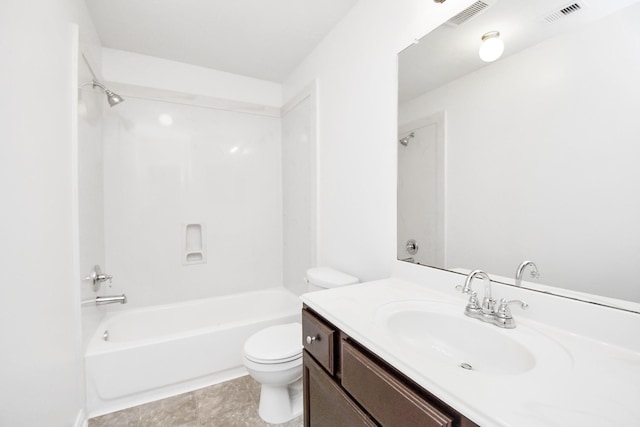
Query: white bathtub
xmin=85 ymin=287 xmax=302 ymax=417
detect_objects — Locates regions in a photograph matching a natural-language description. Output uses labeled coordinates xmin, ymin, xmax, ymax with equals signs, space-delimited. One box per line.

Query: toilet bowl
xmin=242 ymin=323 xmax=303 ymax=424
xmin=242 ymin=267 xmax=358 ymax=423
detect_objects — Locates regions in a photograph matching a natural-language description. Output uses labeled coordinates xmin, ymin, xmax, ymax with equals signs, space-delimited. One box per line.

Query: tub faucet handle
xmin=86 ymin=265 xmax=113 ymax=292
xmin=97 ymin=273 xmax=113 ymax=285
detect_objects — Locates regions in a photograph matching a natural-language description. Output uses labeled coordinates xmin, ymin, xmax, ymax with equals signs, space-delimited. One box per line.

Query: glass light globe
xmin=479 ymin=32 xmax=504 ymax=62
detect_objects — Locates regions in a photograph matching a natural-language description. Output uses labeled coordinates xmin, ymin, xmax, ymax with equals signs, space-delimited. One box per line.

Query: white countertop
xmin=300 ymin=276 xmax=640 ymax=427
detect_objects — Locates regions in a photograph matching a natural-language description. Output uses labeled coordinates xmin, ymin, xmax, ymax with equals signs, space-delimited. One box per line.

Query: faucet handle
xmin=464 ymin=291 xmax=482 ymax=315
xmin=96 ymin=273 xmax=113 ymax=287
xmin=496 ymin=299 xmax=528 ymax=319
xmin=85 ymin=265 xmax=113 ymax=292
xmin=455 ymin=283 xmax=475 ymax=294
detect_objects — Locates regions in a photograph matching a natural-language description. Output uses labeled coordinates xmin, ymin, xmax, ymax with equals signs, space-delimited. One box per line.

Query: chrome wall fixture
xmin=93 ymin=294 xmax=127 ymax=305
xmin=405 ymin=239 xmax=419 ymax=255
xmin=81 ymin=294 xmax=128 ymax=306
xmin=80 ymin=79 xmax=125 ymax=107
xmin=399 ymin=132 xmax=415 ymax=146
xmin=79 ymin=53 xmax=125 ymax=107
xmin=85 ymin=264 xmax=113 ymax=292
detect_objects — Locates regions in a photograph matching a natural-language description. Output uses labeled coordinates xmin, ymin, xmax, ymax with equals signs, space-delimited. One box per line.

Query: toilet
xmin=242 ymin=267 xmax=359 ymax=424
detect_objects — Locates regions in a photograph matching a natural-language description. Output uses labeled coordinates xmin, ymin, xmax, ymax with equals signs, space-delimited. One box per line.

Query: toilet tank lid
xmin=306 ymin=267 xmax=359 ymax=288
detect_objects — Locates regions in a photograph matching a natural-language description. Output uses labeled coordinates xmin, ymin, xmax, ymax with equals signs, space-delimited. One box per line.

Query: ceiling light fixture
xmin=479 ymin=31 xmax=504 ymax=62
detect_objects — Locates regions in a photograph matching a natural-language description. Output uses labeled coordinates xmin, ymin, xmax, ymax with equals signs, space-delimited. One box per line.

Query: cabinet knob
xmin=306 ymin=335 xmax=317 ymax=345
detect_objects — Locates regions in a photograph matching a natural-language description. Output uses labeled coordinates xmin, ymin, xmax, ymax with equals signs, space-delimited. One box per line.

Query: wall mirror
xmin=397 ymin=0 xmax=640 ymax=312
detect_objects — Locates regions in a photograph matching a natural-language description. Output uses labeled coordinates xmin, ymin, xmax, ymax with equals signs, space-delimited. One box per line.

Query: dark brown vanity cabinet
xmin=302 ymin=307 xmax=479 ymax=427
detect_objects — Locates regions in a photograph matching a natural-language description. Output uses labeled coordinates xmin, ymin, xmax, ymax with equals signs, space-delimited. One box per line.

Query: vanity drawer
xmin=341 ymin=340 xmax=453 ymax=427
xmin=302 ymin=309 xmax=336 ymax=375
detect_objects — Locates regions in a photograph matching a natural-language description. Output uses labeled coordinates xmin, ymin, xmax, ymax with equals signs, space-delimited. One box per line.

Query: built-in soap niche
xmin=183 ymin=223 xmax=206 ymax=265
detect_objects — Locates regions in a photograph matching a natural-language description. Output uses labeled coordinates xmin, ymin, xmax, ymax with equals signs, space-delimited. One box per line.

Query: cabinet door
xmin=303 ymin=351 xmax=377 ymax=427
xmin=342 ymin=340 xmax=453 ymax=427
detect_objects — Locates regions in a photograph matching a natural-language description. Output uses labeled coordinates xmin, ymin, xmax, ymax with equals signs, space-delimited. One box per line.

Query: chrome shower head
xmin=81 ymin=80 xmax=125 ymax=107
xmin=104 ymin=88 xmax=125 ymax=107
xmin=399 ymin=132 xmax=415 ymax=146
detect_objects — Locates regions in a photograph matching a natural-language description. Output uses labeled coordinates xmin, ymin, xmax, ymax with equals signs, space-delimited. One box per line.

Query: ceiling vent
xmin=445 ymin=0 xmax=496 ymax=27
xmin=543 ymin=2 xmax=586 ymax=23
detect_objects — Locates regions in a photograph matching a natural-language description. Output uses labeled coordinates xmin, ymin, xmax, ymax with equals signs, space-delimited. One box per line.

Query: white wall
xmin=282 ymin=0 xmax=473 ymax=281
xmin=282 ymin=85 xmax=317 ymax=295
xmin=101 ymin=95 xmax=282 ymax=307
xmin=102 ymin=48 xmax=282 ymax=108
xmin=0 ymin=0 xmax=95 ymax=425
xmin=399 ymin=5 xmax=640 ymax=302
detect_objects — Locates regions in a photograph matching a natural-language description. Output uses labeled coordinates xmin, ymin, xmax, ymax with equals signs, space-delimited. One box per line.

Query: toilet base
xmin=257 ymin=378 xmax=303 ymax=424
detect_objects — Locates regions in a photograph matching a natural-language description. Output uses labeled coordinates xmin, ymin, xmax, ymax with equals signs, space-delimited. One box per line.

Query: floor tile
xmin=88 ymin=375 xmax=302 ymax=427
xmin=88 ymin=406 xmax=140 ymax=427
xmin=138 ymin=392 xmax=198 ymax=427
xmin=193 ymin=375 xmax=256 ymax=421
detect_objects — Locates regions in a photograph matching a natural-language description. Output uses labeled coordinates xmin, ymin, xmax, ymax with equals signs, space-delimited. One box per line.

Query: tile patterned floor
xmin=88 ymin=375 xmax=303 ymax=427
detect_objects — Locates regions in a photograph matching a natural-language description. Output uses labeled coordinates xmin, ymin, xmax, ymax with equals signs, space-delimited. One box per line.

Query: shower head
xmin=399 ymin=132 xmax=415 ymax=146
xmin=81 ymin=80 xmax=125 ymax=107
xmin=104 ymin=88 xmax=125 ymax=107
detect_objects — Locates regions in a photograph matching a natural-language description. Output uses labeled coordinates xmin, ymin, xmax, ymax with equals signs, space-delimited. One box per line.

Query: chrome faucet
xmin=95 ymin=294 xmax=127 ymax=305
xmin=457 ymin=270 xmax=527 ymax=329
xmin=81 ymin=294 xmax=127 ymax=306
xmin=85 ymin=265 xmax=113 ymax=291
xmin=515 ymin=260 xmax=540 ymax=286
xmin=457 ymin=269 xmax=495 ymax=317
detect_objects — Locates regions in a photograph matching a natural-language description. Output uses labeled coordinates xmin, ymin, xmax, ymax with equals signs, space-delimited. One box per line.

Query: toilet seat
xmin=243 ymin=323 xmax=302 ymax=364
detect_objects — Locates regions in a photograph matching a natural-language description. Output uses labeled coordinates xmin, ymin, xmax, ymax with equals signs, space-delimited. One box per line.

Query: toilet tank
xmin=305 ymin=267 xmax=359 ymax=292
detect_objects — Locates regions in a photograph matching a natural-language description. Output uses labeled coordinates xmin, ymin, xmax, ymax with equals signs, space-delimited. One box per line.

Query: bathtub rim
xmin=86 ymin=287 xmax=302 ymax=356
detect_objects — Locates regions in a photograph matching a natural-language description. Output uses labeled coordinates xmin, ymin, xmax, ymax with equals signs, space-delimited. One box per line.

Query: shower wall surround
xmin=282 ymin=87 xmax=317 ymax=296
xmin=77 ymin=57 xmax=107 ymax=345
xmin=102 ymin=96 xmax=282 ymax=307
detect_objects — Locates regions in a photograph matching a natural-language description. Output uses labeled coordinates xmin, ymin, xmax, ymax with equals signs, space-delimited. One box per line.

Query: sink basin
xmin=375 ymin=300 xmax=572 ymax=376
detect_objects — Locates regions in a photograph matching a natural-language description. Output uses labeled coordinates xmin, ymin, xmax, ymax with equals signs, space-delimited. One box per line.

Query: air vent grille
xmin=446 ymin=1 xmax=492 ymax=27
xmin=544 ymin=2 xmax=584 ymax=23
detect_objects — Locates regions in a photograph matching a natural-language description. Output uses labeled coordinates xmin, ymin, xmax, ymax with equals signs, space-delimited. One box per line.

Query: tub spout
xmin=82 ymin=294 xmax=127 ymax=306
xmin=96 ymin=294 xmax=127 ymax=305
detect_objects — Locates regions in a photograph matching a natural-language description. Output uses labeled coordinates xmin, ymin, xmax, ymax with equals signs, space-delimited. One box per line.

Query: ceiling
xmin=85 ymin=0 xmax=359 ymax=83
xmin=399 ymin=0 xmax=640 ymax=102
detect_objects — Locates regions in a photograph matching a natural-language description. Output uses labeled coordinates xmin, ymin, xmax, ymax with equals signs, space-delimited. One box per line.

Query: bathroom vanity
xmin=300 ymin=265 xmax=640 ymax=427
xmin=302 ymin=307 xmax=477 ymax=426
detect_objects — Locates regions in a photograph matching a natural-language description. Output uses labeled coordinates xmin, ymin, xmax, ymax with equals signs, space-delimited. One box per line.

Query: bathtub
xmin=85 ymin=287 xmax=302 ymax=417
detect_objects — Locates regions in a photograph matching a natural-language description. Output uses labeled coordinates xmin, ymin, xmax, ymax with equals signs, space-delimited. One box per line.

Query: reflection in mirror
xmin=398 ymin=113 xmax=445 ymax=266
xmin=397 ymin=0 xmax=640 ymax=312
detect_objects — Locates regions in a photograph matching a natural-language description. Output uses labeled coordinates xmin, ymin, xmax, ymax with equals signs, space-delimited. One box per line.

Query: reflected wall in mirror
xmin=397 ymin=0 xmax=640 ymax=311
